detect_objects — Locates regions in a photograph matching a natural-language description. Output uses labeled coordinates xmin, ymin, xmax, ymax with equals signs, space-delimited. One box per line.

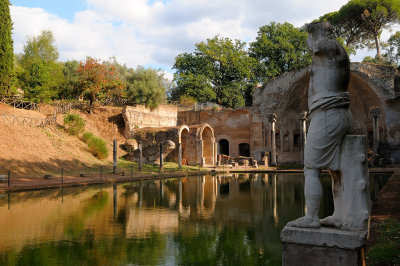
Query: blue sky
xmin=11 ymin=0 xmax=86 ymax=22
xmin=9 ymin=0 xmax=385 ymax=79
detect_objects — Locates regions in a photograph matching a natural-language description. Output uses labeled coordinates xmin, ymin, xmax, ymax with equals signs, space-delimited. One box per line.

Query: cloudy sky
xmin=9 ymin=0 xmax=392 ymax=79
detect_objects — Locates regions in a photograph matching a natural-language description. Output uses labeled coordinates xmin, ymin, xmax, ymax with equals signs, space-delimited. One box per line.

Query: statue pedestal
xmin=280 ymin=225 xmax=367 ymax=266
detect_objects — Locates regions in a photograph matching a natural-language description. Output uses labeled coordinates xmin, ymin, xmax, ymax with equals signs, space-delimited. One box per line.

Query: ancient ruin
xmin=122 ymin=59 xmax=400 ymax=168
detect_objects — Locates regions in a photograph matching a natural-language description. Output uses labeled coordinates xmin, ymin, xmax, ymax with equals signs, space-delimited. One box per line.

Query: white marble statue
xmin=288 ymin=21 xmax=371 ymax=230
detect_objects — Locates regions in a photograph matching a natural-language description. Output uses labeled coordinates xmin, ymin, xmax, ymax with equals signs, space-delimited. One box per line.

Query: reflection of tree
xmin=0 ymin=231 xmax=168 ymax=266
xmin=64 ymin=191 xmax=109 ymax=238
xmin=173 ymin=226 xmax=277 ymax=265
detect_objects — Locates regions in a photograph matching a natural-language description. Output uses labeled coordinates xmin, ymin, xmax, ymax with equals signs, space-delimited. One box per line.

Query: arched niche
xmin=200 ymin=125 xmax=214 ymax=165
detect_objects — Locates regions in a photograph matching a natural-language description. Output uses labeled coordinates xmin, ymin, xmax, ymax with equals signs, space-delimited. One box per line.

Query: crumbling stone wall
xmin=123 ymin=105 xmax=178 ymax=138
xmin=178 ymin=108 xmax=264 ymax=160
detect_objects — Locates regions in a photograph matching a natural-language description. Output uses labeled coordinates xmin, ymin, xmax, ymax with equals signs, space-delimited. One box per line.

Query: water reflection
xmin=0 ymin=173 xmax=391 ymax=265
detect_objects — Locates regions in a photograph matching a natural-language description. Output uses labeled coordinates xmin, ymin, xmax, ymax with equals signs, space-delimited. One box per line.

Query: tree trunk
xmin=89 ymin=94 xmax=94 ymax=114
xmin=374 ymin=34 xmax=381 ymax=59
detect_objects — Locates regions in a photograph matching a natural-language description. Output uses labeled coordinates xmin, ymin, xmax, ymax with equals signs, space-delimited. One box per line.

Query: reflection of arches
xmin=218 ymin=139 xmax=229 ymax=156
xmin=239 ymin=143 xmax=250 ymax=157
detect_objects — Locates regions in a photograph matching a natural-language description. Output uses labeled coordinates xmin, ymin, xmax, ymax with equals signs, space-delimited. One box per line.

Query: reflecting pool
xmin=0 ymin=173 xmax=391 ymax=265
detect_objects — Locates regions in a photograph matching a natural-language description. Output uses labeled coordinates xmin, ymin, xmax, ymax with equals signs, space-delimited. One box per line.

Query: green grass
xmin=63 ymin=113 xmax=86 ymax=136
xmin=82 ymin=132 xmax=94 ymax=143
xmin=87 ymin=136 xmax=108 ymax=159
xmin=367 ymin=219 xmax=400 ymax=265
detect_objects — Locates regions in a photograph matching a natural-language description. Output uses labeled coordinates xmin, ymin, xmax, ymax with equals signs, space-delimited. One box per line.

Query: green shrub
xmin=82 ymin=131 xmax=94 ymax=143
xmin=179 ymin=95 xmax=197 ymax=106
xmin=88 ymin=136 xmax=109 ymax=159
xmin=64 ymin=113 xmax=85 ymax=136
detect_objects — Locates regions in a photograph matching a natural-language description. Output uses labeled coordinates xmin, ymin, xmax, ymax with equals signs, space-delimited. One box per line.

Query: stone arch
xmin=179 ymin=125 xmax=190 ymax=165
xmin=200 ymin=125 xmax=215 ymax=165
xmin=198 ymin=123 xmax=215 ymax=141
xmin=178 ymin=125 xmax=190 ymax=143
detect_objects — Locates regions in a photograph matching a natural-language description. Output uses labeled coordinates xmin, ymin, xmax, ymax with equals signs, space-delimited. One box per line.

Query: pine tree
xmin=0 ymin=0 xmax=14 ymax=97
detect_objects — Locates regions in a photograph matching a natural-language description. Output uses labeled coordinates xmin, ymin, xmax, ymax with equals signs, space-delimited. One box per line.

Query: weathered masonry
xmin=122 ymin=63 xmax=400 ymax=165
xmin=253 ymin=63 xmax=400 ymax=164
xmin=122 ymin=105 xmax=217 ymax=166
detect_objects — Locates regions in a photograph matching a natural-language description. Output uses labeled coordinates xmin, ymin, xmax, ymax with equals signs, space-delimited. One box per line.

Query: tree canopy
xmin=125 ymin=66 xmax=167 ymax=110
xmin=172 ymin=36 xmax=257 ymax=108
xmin=16 ymin=30 xmax=64 ymax=102
xmin=0 ymin=0 xmax=14 ymax=97
xmin=320 ymin=0 xmax=400 ymax=58
xmin=249 ymin=22 xmax=311 ymax=82
xmin=76 ymin=57 xmax=124 ymax=107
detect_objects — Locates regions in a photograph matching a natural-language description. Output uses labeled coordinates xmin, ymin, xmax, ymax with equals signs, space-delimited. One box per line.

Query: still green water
xmin=0 ymin=173 xmax=390 ymax=266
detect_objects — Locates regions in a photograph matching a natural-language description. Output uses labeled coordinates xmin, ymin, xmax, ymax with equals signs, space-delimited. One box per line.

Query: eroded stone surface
xmin=280 ymin=225 xmax=367 ymax=250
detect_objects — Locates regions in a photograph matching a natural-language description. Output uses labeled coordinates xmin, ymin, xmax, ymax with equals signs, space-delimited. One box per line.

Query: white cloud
xmin=11 ymin=0 xmax=387 ymax=77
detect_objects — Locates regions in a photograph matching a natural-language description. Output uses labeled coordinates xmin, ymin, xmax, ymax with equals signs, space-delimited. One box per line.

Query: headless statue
xmin=288 ymin=21 xmax=353 ymax=228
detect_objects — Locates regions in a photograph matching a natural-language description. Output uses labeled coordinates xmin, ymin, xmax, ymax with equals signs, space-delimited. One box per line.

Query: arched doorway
xmin=218 ymin=139 xmax=229 ymax=156
xmin=239 ymin=143 xmax=250 ymax=157
xmin=181 ymin=128 xmax=189 ymax=165
xmin=202 ymin=126 xmax=214 ymax=165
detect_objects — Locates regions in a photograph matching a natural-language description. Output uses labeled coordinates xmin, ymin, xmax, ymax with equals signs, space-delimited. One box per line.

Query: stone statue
xmin=287 ymin=22 xmax=370 ymax=230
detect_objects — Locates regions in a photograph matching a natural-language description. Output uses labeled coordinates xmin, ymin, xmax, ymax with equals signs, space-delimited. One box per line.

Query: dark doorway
xmin=218 ymin=139 xmax=229 ymax=156
xmin=239 ymin=143 xmax=250 ymax=157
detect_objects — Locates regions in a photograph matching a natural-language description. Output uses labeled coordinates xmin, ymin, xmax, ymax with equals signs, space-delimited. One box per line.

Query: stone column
xmin=113 ymin=139 xmax=117 ymax=174
xmin=138 ymin=142 xmax=142 ymax=171
xmin=178 ymin=143 xmax=182 ymax=170
xmin=214 ymin=141 xmax=217 ymax=166
xmin=370 ymin=107 xmax=381 ymax=153
xmin=268 ymin=113 xmax=277 ymax=166
xmin=299 ymin=111 xmax=308 ymax=162
xmin=159 ymin=143 xmax=163 ymax=170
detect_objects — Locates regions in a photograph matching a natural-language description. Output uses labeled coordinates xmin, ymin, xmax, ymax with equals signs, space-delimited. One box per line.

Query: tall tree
xmin=0 ymin=0 xmax=14 ymax=97
xmin=318 ymin=11 xmax=369 ymax=55
xmin=172 ymin=36 xmax=256 ymax=108
xmin=249 ymin=22 xmax=311 ymax=82
xmin=59 ymin=60 xmax=80 ymax=99
xmin=16 ymin=30 xmax=64 ymax=102
xmin=326 ymin=0 xmax=400 ymax=59
xmin=125 ymin=66 xmax=166 ymax=109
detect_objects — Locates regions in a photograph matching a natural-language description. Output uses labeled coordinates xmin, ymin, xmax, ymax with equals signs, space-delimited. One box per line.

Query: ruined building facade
xmin=123 ymin=63 xmax=400 ymax=165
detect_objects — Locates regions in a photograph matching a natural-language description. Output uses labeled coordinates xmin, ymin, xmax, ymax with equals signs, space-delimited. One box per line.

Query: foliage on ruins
xmin=76 ymin=57 xmax=124 ymax=106
xmin=0 ymin=0 xmax=14 ymax=98
xmin=125 ymin=66 xmax=167 ymax=110
xmin=16 ymin=30 xmax=64 ymax=102
xmin=172 ymin=36 xmax=257 ymax=108
xmin=320 ymin=0 xmax=400 ymax=59
xmin=249 ymin=22 xmax=311 ymax=82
